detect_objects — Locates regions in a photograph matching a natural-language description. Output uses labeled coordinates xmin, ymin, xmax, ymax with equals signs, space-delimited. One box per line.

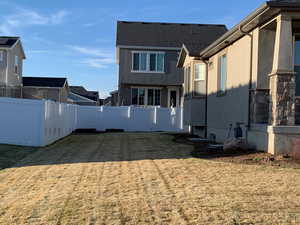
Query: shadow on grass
xmin=1 ymin=132 xmax=195 ymax=169
xmin=0 ymin=145 xmax=38 ymax=170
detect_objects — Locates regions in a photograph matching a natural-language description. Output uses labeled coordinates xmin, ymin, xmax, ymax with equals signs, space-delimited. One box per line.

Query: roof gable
xmin=0 ymin=37 xmax=19 ymax=48
xmin=0 ymin=37 xmax=26 ymax=59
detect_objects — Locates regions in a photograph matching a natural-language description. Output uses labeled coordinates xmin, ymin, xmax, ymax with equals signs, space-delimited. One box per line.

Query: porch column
xmin=269 ymin=14 xmax=296 ymax=126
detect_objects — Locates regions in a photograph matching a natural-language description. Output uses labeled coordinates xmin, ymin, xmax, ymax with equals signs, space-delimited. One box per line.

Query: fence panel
xmin=0 ymin=98 xmax=44 ymax=146
xmin=0 ymin=97 xmax=185 ymax=147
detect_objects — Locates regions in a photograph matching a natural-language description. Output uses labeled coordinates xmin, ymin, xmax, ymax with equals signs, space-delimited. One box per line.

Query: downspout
xmin=239 ymin=25 xmax=253 ymax=141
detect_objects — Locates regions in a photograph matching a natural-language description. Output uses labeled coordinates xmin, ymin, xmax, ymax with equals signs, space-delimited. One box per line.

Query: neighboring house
xmin=68 ymin=91 xmax=97 ymax=105
xmin=116 ymin=21 xmax=227 ymax=108
xmin=69 ymin=86 xmax=100 ymax=106
xmin=110 ymin=90 xmax=118 ymax=106
xmin=0 ymin=36 xmax=26 ymax=98
xmin=22 ymin=77 xmax=69 ymax=102
xmin=178 ymin=0 xmax=300 ymax=157
xmin=103 ymin=96 xmax=112 ymax=106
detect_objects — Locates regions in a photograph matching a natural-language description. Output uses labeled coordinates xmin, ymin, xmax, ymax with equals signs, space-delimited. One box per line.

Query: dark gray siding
xmin=118 ymin=48 xmax=183 ymax=86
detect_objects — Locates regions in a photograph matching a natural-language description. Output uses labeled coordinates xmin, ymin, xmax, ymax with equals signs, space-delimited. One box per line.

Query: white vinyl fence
xmin=0 ymin=98 xmax=77 ymax=147
xmin=77 ymin=106 xmax=184 ymax=132
xmin=0 ymin=97 xmax=184 ymax=147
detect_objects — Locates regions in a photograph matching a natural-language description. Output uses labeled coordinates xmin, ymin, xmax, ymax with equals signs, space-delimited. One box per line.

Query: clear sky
xmin=0 ymin=0 xmax=266 ymax=98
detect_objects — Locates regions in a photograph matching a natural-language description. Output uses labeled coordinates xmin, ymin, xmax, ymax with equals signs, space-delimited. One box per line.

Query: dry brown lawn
xmin=0 ymin=133 xmax=299 ymax=225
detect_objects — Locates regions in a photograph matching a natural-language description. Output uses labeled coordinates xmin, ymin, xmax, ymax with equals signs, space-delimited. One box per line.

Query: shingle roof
xmin=116 ymin=21 xmax=227 ymax=49
xmin=70 ymin=86 xmax=99 ymax=102
xmin=0 ymin=37 xmax=19 ymax=48
xmin=23 ymin=77 xmax=67 ymax=88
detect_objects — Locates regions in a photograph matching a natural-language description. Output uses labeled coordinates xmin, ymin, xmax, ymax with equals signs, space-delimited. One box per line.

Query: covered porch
xmin=250 ymin=12 xmax=300 ymax=157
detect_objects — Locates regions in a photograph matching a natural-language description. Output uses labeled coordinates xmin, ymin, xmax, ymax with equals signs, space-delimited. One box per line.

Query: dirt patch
xmin=192 ymin=148 xmax=300 ymax=169
xmin=170 ymin=133 xmax=300 ymax=169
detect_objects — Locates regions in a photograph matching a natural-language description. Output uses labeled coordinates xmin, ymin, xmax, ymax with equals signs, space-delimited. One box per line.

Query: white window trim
xmin=194 ymin=63 xmax=206 ymax=82
xmin=131 ymin=51 xmax=165 ymax=73
xmin=218 ymin=54 xmax=227 ymax=93
xmin=194 ymin=63 xmax=206 ymax=96
xmin=131 ymin=87 xmax=162 ymax=106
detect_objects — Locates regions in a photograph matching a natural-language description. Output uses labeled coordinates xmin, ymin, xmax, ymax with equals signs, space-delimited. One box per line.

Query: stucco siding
xmin=183 ymin=98 xmax=206 ymax=126
xmin=257 ymin=29 xmax=276 ymax=89
xmin=207 ymin=34 xmax=252 ymax=142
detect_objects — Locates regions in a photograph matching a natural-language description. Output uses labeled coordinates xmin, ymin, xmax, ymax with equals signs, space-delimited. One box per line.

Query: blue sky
xmin=0 ymin=0 xmax=266 ymax=98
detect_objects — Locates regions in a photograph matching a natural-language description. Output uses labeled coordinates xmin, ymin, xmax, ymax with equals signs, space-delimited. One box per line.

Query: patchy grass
xmin=0 ymin=144 xmax=38 ymax=170
xmin=0 ymin=133 xmax=299 ymax=225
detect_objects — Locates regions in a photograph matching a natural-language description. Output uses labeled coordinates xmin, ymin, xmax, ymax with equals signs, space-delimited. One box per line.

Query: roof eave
xmin=176 ymin=45 xmax=189 ymax=68
xmin=200 ymin=2 xmax=271 ymax=58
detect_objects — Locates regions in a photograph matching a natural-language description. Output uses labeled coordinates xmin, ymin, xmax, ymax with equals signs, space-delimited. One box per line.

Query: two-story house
xmin=116 ymin=21 xmax=227 ymax=108
xmin=0 ymin=37 xmax=26 ymax=98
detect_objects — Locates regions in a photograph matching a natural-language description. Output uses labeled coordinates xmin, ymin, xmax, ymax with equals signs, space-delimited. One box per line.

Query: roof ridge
xmin=23 ymin=76 xmax=67 ymax=79
xmin=117 ymin=20 xmax=226 ymax=27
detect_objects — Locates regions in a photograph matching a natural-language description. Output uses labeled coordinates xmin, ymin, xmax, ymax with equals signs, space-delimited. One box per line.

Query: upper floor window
xmin=132 ymin=52 xmax=165 ymax=73
xmin=194 ymin=63 xmax=206 ymax=96
xmin=218 ymin=54 xmax=227 ymax=94
xmin=14 ymin=55 xmax=18 ymax=73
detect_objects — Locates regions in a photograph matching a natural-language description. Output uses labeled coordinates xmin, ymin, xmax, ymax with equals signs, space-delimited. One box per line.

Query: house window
xmin=0 ymin=51 xmax=3 ymax=62
xmin=14 ymin=55 xmax=18 ymax=73
xmin=138 ymin=88 xmax=145 ymax=105
xmin=132 ymin=88 xmax=138 ymax=104
xmin=194 ymin=63 xmax=206 ymax=96
xmin=218 ymin=54 xmax=227 ymax=93
xmin=131 ymin=87 xmax=161 ymax=106
xmin=132 ymin=52 xmax=165 ymax=73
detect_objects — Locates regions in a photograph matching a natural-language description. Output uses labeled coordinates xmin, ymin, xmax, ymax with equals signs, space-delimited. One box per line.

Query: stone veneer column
xmin=269 ymin=14 xmax=296 ymax=126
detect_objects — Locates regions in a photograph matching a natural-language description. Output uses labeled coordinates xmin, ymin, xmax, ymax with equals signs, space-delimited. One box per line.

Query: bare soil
xmin=0 ymin=132 xmax=300 ymax=225
xmin=173 ymin=133 xmax=300 ymax=169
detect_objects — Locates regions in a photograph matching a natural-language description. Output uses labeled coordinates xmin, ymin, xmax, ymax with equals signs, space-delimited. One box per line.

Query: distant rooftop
xmin=23 ymin=77 xmax=67 ymax=88
xmin=70 ymin=86 xmax=99 ymax=102
xmin=116 ymin=21 xmax=227 ymax=50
